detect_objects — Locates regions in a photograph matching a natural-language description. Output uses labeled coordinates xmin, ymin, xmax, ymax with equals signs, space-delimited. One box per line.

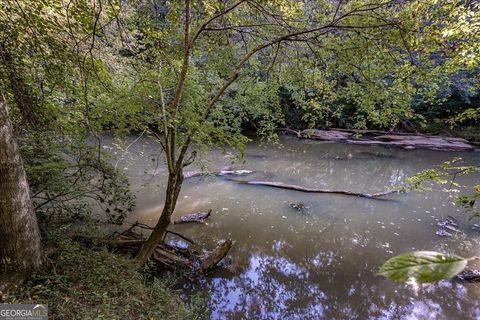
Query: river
xmin=105 ymin=134 xmax=480 ymax=319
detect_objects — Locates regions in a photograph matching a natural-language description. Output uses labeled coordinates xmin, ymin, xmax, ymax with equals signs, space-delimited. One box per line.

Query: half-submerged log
xmin=196 ymin=239 xmax=233 ymax=275
xmin=184 ymin=169 xmax=253 ymax=179
xmin=456 ymin=269 xmax=480 ymax=282
xmin=235 ymin=180 xmax=399 ymax=199
xmin=72 ymin=225 xmax=232 ymax=275
xmin=174 ymin=209 xmax=212 ymax=224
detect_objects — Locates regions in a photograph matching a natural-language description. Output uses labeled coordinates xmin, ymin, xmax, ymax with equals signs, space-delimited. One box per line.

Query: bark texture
xmin=135 ymin=170 xmax=184 ymax=266
xmin=0 ymin=95 xmax=42 ymax=275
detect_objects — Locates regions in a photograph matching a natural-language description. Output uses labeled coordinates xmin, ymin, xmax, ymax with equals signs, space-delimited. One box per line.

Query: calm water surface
xmin=105 ymin=135 xmax=480 ymax=319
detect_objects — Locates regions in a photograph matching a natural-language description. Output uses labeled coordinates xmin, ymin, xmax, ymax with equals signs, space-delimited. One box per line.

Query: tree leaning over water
xmin=0 ymin=0 xmax=477 ymax=271
xmin=134 ymin=0 xmax=439 ymax=266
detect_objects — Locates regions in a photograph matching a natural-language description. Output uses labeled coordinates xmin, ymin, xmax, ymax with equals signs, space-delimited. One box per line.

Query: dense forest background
xmin=0 ymin=0 xmax=479 ymax=318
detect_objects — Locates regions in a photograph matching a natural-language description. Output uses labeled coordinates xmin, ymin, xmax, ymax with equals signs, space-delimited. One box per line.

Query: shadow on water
xmin=104 ymin=134 xmax=480 ymax=319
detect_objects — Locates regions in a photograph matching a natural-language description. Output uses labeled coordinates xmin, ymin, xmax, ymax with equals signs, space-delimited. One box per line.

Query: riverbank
xmin=280 ymin=128 xmax=479 ymax=151
xmin=1 ymin=217 xmax=203 ymax=320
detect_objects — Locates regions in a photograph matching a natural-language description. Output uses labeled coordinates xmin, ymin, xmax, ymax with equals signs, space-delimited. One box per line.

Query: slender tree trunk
xmin=0 ymin=95 xmax=42 ymax=276
xmin=135 ymin=169 xmax=184 ymax=266
xmin=135 ymin=0 xmax=191 ymax=267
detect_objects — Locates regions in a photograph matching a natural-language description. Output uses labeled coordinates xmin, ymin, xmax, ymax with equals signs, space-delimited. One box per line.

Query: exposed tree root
xmin=233 ymin=180 xmax=400 ymax=199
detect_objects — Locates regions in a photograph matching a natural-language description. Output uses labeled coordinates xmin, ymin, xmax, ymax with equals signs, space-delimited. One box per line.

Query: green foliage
xmin=20 ymin=132 xmax=135 ymax=225
xmin=2 ymin=219 xmax=204 ymax=319
xmin=378 ymin=251 xmax=469 ymax=283
xmin=403 ymin=158 xmax=479 ymax=219
xmin=458 ymin=184 xmax=480 ymax=220
xmin=448 ymin=107 xmax=480 ymax=127
xmin=404 ymin=169 xmax=449 ymax=192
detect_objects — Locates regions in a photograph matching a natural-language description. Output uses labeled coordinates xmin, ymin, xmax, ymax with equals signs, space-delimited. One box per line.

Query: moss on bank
xmin=2 ymin=221 xmax=205 ymax=319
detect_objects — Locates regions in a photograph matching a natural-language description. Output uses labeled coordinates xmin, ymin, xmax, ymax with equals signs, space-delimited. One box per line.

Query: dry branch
xmin=71 ymin=229 xmax=231 ymax=275
xmin=197 ymin=239 xmax=233 ymax=275
xmin=234 ymin=180 xmax=400 ymax=198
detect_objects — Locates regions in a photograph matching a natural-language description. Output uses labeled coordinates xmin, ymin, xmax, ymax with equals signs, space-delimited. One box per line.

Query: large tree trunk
xmin=135 ymin=169 xmax=184 ymax=266
xmin=0 ymin=95 xmax=42 ymax=277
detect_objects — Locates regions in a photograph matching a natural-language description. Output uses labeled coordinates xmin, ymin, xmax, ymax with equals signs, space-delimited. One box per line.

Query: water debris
xmin=435 ymin=229 xmax=453 ymax=237
xmin=289 ymin=202 xmax=312 ymax=213
xmin=333 ymin=151 xmax=395 ymax=160
xmin=72 ymin=224 xmax=231 ymax=276
xmin=436 ymin=215 xmax=461 ymax=237
xmin=174 ymin=209 xmax=212 ymax=224
xmin=246 ymin=154 xmax=268 ymax=160
xmin=456 ymin=269 xmax=480 ymax=282
xmin=183 ymin=169 xmax=253 ymax=179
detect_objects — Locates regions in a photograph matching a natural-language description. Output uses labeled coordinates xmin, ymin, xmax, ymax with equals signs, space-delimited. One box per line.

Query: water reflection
xmin=104 ymin=135 xmax=480 ymax=319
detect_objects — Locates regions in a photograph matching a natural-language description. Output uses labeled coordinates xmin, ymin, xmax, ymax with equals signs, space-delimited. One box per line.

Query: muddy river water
xmin=105 ymin=135 xmax=480 ymax=319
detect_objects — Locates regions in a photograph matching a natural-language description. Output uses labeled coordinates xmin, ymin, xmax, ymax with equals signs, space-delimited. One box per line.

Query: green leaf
xmin=378 ymin=251 xmax=468 ymax=283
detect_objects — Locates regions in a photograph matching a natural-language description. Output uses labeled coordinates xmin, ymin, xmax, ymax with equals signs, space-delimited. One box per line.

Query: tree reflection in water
xmin=115 ymin=135 xmax=480 ymax=319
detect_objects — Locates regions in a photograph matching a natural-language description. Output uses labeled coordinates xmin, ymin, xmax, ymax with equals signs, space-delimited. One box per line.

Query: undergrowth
xmin=2 ymin=219 xmax=207 ymax=320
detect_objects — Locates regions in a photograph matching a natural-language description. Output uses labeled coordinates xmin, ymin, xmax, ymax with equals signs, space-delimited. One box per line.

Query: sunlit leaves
xmin=404 ymin=158 xmax=479 ymax=219
xmin=378 ymin=251 xmax=468 ymax=283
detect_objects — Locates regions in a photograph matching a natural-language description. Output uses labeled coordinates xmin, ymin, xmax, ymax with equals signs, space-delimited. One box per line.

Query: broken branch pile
xmin=72 ymin=221 xmax=232 ymax=275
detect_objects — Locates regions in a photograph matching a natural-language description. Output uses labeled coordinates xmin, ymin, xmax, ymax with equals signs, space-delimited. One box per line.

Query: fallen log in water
xmin=456 ymin=268 xmax=480 ymax=282
xmin=174 ymin=209 xmax=212 ymax=224
xmin=72 ymin=225 xmax=232 ymax=275
xmin=183 ymin=169 xmax=253 ymax=179
xmin=197 ymin=239 xmax=233 ymax=275
xmin=233 ymin=180 xmax=400 ymax=199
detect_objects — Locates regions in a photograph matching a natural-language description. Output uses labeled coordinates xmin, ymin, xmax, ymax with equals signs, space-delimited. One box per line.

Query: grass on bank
xmin=2 ymin=219 xmax=206 ymax=320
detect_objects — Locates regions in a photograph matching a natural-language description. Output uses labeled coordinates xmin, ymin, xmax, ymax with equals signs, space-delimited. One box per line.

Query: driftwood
xmin=347 ymin=135 xmax=475 ymax=151
xmin=72 ymin=224 xmax=231 ymax=275
xmin=280 ymin=128 xmax=477 ymax=151
xmin=234 ymin=180 xmax=399 ymax=199
xmin=184 ymin=169 xmax=253 ymax=179
xmin=125 ymin=221 xmax=196 ymax=244
xmin=174 ymin=209 xmax=212 ymax=224
xmin=197 ymin=239 xmax=233 ymax=274
xmin=456 ymin=269 xmax=480 ymax=282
